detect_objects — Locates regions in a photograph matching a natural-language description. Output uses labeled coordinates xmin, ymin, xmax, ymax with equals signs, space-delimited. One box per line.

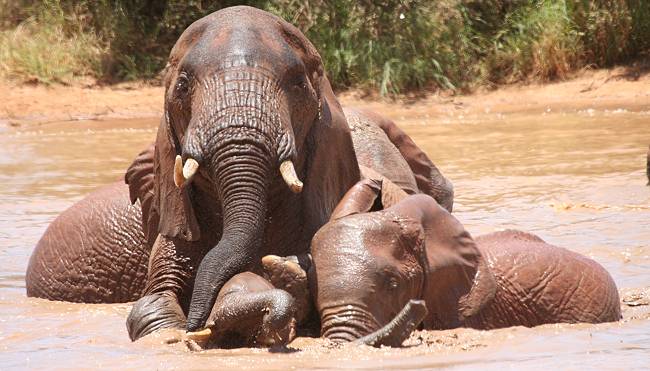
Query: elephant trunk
xmin=353 ymin=300 xmax=427 ymax=347
xmin=182 ymin=70 xmax=302 ymax=331
xmin=320 ymin=304 xmax=381 ymax=343
xmin=321 ymin=300 xmax=426 ymax=347
xmin=185 ymin=129 xmax=275 ymax=331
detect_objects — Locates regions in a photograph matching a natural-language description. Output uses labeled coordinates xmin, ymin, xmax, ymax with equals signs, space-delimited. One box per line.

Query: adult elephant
xmin=124 ymin=6 xmax=452 ymax=340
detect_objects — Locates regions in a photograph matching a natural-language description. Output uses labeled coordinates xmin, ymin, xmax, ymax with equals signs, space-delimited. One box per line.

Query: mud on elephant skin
xmin=129 ymin=271 xmax=297 ymax=347
xmin=25 ymin=183 xmax=151 ymax=303
xmin=124 ymin=6 xmax=360 ymax=337
xmin=125 ymin=6 xmax=452 ymax=339
xmin=307 ymin=178 xmax=621 ymax=342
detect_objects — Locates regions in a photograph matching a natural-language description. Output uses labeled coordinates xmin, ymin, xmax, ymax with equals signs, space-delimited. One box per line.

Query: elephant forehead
xmin=313 ymin=213 xmax=415 ymax=263
xmin=182 ymin=7 xmax=302 ymax=74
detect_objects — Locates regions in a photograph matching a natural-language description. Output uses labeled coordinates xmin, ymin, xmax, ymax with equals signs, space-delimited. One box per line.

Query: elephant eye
xmin=291 ymin=76 xmax=309 ymax=91
xmin=387 ymin=276 xmax=399 ymax=291
xmin=176 ymin=72 xmax=190 ymax=96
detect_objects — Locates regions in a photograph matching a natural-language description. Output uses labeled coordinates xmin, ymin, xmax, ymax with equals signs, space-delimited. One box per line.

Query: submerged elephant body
xmin=464 ymin=230 xmax=621 ymax=329
xmin=25 ymin=182 xmax=149 ymax=303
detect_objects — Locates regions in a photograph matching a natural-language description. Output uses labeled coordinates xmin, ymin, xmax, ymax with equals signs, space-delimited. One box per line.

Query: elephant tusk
xmin=183 ymin=158 xmax=200 ymax=181
xmin=174 ymin=155 xmax=185 ymax=188
xmin=186 ymin=328 xmax=213 ymax=342
xmin=279 ymin=160 xmax=303 ymax=193
xmin=174 ymin=156 xmax=199 ymax=188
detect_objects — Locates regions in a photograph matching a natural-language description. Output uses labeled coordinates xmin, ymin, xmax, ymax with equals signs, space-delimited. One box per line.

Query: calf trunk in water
xmin=354 ymin=300 xmax=427 ymax=347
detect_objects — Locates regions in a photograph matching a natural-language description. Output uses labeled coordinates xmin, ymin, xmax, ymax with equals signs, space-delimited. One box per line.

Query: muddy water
xmin=1 ymin=111 xmax=649 ymax=369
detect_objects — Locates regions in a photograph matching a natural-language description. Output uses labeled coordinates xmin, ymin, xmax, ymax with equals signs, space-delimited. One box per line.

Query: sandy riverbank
xmin=1 ymin=66 xmax=648 ymax=127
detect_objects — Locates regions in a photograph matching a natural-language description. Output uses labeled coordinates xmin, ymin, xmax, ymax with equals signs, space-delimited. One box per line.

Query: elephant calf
xmin=308 ymin=178 xmax=621 ymax=342
xmin=129 ymin=271 xmax=297 ymax=346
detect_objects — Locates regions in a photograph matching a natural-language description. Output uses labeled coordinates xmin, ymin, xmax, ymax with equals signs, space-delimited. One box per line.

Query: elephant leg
xmin=127 ymin=235 xmax=204 ymax=341
xmin=261 ymin=254 xmax=313 ymax=325
xmin=126 ymin=291 xmax=186 ymax=341
xmin=375 ymin=114 xmax=454 ymax=212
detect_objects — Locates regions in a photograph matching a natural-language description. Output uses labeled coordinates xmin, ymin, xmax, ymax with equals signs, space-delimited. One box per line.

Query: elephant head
xmin=132 ymin=6 xmax=360 ymax=331
xmin=309 ymin=179 xmax=496 ymax=343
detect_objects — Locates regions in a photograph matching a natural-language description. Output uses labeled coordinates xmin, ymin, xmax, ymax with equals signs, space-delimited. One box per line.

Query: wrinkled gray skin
xmin=26 ymin=145 xmax=155 ymax=303
xmin=26 ymin=181 xmax=150 ymax=302
xmin=130 ymin=271 xmax=296 ymax=348
xmin=24 ymin=106 xmax=450 ymax=343
xmin=308 ymin=179 xmax=621 ymax=342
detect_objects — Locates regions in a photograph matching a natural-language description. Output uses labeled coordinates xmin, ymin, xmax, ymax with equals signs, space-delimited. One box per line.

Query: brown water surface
xmin=1 ymin=110 xmax=649 ymax=369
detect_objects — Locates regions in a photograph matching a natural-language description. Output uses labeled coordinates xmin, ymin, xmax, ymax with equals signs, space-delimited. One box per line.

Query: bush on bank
xmin=0 ymin=0 xmax=648 ymax=93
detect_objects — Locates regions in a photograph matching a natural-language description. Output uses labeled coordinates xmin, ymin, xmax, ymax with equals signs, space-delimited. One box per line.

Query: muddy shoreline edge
xmin=2 ymin=67 xmax=649 ymax=128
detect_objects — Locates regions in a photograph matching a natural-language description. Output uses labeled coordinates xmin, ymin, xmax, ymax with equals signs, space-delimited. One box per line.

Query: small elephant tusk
xmin=186 ymin=328 xmax=213 ymax=342
xmin=261 ymin=254 xmax=282 ymax=267
xmin=280 ymin=160 xmax=303 ymax=193
xmin=174 ymin=155 xmax=184 ymax=188
xmin=183 ymin=158 xmax=200 ymax=181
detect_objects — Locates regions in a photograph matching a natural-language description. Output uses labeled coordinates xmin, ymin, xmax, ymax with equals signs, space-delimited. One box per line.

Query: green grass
xmin=0 ymin=1 xmax=105 ymax=84
xmin=485 ymin=1 xmax=581 ymax=83
xmin=0 ymin=0 xmax=648 ymax=93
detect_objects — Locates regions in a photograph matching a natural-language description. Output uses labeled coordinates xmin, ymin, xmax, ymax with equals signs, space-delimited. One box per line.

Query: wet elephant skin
xmin=309 ymin=179 xmax=621 ymax=342
xmin=25 ymin=182 xmax=149 ymax=303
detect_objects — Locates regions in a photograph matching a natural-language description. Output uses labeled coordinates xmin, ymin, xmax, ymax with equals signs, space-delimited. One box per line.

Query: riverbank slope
xmin=1 ymin=66 xmax=649 ymax=127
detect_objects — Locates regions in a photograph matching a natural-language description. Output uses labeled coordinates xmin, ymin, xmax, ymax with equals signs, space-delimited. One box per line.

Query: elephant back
xmin=26 ymin=182 xmax=150 ymax=303
xmin=345 ymin=108 xmax=418 ymax=194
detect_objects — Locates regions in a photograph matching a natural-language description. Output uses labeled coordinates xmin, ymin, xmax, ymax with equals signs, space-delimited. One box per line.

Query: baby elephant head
xmin=310 ymin=179 xmax=496 ymax=344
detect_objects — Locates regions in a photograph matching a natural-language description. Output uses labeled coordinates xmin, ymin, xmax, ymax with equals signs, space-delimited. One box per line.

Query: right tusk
xmin=280 ymin=160 xmax=303 ymax=193
xmin=174 ymin=155 xmax=184 ymax=188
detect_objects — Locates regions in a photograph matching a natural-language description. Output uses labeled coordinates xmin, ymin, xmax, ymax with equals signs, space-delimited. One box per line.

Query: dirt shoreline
xmin=1 ymin=66 xmax=649 ymax=128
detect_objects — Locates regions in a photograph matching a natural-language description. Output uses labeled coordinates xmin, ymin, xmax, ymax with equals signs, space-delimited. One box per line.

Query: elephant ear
xmin=330 ymin=170 xmax=410 ymax=220
xmin=125 ymin=143 xmax=157 ymax=245
xmin=413 ymin=197 xmax=495 ymax=328
xmin=145 ymin=20 xmax=209 ymax=242
xmin=152 ymin=115 xmax=201 ymax=241
xmin=281 ymin=24 xmax=361 ymax=235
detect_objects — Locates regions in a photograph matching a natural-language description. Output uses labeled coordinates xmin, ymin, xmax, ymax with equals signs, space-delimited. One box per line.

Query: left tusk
xmin=279 ymin=160 xmax=303 ymax=193
xmin=174 ymin=155 xmax=184 ymax=188
xmin=186 ymin=328 xmax=213 ymax=342
xmin=183 ymin=158 xmax=199 ymax=180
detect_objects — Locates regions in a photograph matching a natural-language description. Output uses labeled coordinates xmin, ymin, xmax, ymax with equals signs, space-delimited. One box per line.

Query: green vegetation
xmin=1 ymin=0 xmax=648 ymax=93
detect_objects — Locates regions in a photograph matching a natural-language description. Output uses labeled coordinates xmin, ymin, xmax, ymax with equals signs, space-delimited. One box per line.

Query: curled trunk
xmin=321 ymin=300 xmax=427 ymax=347
xmin=354 ymin=300 xmax=427 ymax=347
